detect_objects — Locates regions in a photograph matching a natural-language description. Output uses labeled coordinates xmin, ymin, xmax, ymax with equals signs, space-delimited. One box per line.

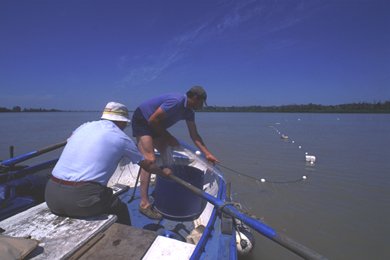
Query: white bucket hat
xmin=101 ymin=102 xmax=131 ymax=123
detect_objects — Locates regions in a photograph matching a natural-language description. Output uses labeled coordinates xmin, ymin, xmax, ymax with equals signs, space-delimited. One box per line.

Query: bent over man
xmin=132 ymin=86 xmax=219 ymax=219
xmin=45 ymin=102 xmax=171 ymax=224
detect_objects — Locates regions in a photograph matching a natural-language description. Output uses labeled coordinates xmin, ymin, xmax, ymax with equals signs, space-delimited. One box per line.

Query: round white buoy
xmin=260 ymin=178 xmax=266 ymax=183
xmin=292 ymin=141 xmax=295 ymax=143
xmin=302 ymin=175 xmax=307 ymax=179
xmin=299 ymin=146 xmax=302 ymax=149
xmin=236 ymin=229 xmax=254 ymax=255
xmin=195 ymin=151 xmax=201 ymax=155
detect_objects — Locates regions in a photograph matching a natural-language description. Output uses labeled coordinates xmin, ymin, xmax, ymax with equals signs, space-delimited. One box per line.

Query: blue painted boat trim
xmin=0 ymin=196 xmax=37 ymax=221
xmin=190 ymin=178 xmax=226 ymax=260
xmin=0 ymin=159 xmax=57 ymax=219
xmin=230 ymin=229 xmax=237 ymax=260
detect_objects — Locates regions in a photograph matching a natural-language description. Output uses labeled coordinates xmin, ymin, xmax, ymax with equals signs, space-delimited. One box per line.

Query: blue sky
xmin=1 ymin=0 xmax=389 ymax=110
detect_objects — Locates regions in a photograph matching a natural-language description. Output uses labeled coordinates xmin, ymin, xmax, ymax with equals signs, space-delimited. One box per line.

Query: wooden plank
xmin=68 ymin=233 xmax=105 ymax=260
xmin=76 ymin=223 xmax=158 ymax=260
xmin=0 ymin=202 xmax=116 ymax=259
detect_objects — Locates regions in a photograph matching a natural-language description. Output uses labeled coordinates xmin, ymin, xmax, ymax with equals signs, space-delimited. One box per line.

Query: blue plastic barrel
xmin=153 ymin=165 xmax=205 ymax=221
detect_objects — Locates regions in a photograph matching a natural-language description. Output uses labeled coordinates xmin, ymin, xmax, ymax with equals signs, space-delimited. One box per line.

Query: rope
xmin=218 ymin=163 xmax=307 ymax=184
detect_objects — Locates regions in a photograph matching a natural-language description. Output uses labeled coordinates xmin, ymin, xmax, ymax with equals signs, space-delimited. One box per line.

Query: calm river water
xmin=1 ymin=112 xmax=389 ymax=260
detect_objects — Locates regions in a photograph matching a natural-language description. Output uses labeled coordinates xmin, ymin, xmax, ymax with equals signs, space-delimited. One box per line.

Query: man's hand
xmin=205 ymin=153 xmax=220 ymax=164
xmin=161 ymin=167 xmax=172 ymax=177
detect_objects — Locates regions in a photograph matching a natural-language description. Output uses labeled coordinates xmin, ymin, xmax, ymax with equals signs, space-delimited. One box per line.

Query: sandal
xmin=139 ymin=205 xmax=162 ymax=220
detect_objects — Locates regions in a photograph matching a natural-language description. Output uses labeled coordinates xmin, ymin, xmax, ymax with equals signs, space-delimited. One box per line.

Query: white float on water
xmin=195 ymin=150 xmax=201 ymax=155
xmin=302 ymin=175 xmax=307 ymax=180
xmin=305 ymin=154 xmax=316 ymax=163
xmin=236 ymin=226 xmax=255 ymax=255
xmin=260 ymin=178 xmax=266 ymax=183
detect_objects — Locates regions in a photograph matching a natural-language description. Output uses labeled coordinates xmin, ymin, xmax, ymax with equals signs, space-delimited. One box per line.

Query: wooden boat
xmin=0 ymin=142 xmax=325 ymax=259
xmin=0 ymin=160 xmax=57 ymax=221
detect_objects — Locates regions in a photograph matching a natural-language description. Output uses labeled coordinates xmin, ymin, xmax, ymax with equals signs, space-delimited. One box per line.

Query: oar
xmin=167 ymin=174 xmax=327 ymax=260
xmin=1 ymin=141 xmax=66 ymax=167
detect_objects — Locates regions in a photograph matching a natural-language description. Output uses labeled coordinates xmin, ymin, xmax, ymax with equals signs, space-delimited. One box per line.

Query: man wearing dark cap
xmin=132 ymin=86 xmax=219 ymax=219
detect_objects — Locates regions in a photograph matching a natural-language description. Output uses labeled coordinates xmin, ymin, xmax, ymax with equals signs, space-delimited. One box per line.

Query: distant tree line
xmin=2 ymin=101 xmax=390 ymax=113
xmin=0 ymin=106 xmax=62 ymax=112
xmin=200 ymin=101 xmax=390 ymax=113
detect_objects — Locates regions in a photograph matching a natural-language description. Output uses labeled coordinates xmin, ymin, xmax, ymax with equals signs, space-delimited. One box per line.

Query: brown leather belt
xmin=50 ymin=175 xmax=92 ymax=186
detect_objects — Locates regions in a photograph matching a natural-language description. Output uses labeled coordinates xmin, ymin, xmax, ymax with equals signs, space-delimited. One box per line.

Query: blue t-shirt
xmin=52 ymin=120 xmax=143 ymax=185
xmin=138 ymin=93 xmax=195 ymax=129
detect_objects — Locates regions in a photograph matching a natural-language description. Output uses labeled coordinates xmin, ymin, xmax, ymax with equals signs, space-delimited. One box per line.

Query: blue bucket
xmin=153 ymin=165 xmax=205 ymax=221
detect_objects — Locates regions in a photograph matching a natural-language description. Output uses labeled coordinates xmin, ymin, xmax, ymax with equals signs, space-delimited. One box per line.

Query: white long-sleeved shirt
xmin=52 ymin=120 xmax=143 ymax=185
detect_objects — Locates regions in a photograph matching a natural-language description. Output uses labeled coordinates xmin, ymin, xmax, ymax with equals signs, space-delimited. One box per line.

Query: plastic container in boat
xmin=153 ymin=165 xmax=205 ymax=221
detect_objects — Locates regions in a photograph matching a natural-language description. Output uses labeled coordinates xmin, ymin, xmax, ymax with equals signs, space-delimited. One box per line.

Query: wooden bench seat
xmin=0 ymin=202 xmax=117 ymax=259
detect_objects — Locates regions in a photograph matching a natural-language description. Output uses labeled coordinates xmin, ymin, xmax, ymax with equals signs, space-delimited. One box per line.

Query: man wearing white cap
xmin=132 ymin=86 xmax=219 ymax=219
xmin=45 ymin=102 xmax=171 ymax=224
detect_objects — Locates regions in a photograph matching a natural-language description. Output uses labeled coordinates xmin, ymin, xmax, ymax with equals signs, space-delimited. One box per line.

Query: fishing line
xmin=210 ymin=122 xmax=316 ymax=184
xmin=217 ymin=163 xmax=307 ymax=184
xmin=269 ymin=124 xmax=317 ymax=164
